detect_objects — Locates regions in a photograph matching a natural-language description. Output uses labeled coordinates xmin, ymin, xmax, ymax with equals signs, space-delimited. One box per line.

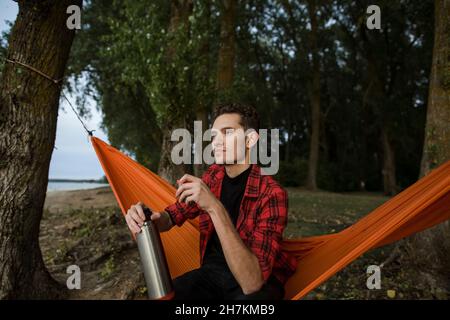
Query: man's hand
xmin=125 ymin=201 xmax=172 ymax=234
xmin=176 ymin=174 xmax=219 ymax=213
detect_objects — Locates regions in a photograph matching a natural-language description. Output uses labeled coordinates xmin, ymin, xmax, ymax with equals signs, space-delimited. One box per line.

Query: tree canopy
xmin=65 ymin=0 xmax=434 ymax=192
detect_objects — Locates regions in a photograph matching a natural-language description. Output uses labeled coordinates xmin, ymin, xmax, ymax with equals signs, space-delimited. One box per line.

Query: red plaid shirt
xmin=164 ymin=164 xmax=298 ymax=285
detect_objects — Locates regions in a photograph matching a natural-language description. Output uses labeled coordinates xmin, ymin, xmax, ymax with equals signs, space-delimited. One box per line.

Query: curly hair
xmin=212 ymin=102 xmax=260 ymax=132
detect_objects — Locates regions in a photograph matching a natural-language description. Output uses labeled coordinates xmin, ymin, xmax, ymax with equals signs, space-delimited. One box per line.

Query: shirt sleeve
xmin=164 ymin=201 xmax=200 ymax=227
xmin=246 ymin=188 xmax=288 ymax=282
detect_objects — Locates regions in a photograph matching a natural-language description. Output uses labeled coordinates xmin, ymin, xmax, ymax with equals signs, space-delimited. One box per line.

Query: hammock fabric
xmin=91 ymin=136 xmax=450 ymax=300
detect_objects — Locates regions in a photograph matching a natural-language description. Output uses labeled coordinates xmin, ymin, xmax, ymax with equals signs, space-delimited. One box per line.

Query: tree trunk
xmin=306 ymin=0 xmax=321 ymax=191
xmin=158 ymin=122 xmax=187 ymax=184
xmin=193 ymin=108 xmax=209 ymax=177
xmin=216 ymin=0 xmax=236 ymax=94
xmin=420 ymin=2 xmax=450 ymax=176
xmin=157 ymin=0 xmax=193 ymax=183
xmin=193 ymin=0 xmax=211 ymax=178
xmin=407 ymin=0 xmax=450 ymax=297
xmin=0 ymin=0 xmax=81 ymax=299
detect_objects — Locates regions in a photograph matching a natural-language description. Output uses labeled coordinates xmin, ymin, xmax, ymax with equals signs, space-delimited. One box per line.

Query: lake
xmin=47 ymin=181 xmax=109 ymax=192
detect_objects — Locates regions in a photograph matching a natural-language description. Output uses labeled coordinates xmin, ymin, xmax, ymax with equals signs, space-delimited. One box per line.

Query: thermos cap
xmin=143 ymin=207 xmax=153 ymax=221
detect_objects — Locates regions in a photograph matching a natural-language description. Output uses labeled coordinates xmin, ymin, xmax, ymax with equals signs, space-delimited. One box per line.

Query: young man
xmin=126 ymin=103 xmax=297 ymax=300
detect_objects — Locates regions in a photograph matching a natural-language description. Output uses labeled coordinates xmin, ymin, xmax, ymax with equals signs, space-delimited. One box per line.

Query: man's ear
xmin=246 ymin=129 xmax=259 ymax=149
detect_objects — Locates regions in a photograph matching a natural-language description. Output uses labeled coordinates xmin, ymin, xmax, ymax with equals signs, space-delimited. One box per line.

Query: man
xmin=126 ymin=102 xmax=297 ymax=300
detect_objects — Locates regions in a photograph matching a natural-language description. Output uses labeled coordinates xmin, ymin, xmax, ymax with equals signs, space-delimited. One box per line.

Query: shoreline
xmin=44 ymin=186 xmax=118 ymax=214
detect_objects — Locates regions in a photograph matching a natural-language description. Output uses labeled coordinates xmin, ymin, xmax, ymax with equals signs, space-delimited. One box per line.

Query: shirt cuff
xmin=164 ymin=202 xmax=196 ymax=227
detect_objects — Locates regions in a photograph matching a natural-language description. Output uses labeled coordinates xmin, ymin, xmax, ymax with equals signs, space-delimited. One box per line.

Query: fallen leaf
xmin=387 ymin=290 xmax=396 ymax=299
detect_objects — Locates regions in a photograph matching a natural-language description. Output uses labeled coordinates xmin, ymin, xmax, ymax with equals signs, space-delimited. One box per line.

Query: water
xmin=47 ymin=181 xmax=109 ymax=192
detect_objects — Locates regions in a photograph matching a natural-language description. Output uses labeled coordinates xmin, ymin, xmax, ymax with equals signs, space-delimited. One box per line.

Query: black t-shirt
xmin=203 ymin=165 xmax=252 ymax=267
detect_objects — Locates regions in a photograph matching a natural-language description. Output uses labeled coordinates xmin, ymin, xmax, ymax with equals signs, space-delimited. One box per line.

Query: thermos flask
xmin=136 ymin=207 xmax=174 ymax=300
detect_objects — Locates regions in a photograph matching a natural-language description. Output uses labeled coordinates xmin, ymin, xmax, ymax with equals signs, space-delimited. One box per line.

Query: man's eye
xmin=225 ymin=130 xmax=234 ymax=135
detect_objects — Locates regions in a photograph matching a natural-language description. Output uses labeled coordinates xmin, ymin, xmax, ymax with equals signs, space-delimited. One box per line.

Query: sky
xmin=1 ymin=1 xmax=109 ymax=180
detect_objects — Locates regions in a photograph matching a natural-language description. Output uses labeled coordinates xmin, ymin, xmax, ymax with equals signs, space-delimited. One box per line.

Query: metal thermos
xmin=136 ymin=207 xmax=174 ymax=300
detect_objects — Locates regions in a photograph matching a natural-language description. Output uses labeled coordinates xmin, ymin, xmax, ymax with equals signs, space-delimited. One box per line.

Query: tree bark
xmin=158 ymin=122 xmax=187 ymax=184
xmin=0 ymin=0 xmax=81 ymax=299
xmin=193 ymin=0 xmax=212 ymax=178
xmin=216 ymin=0 xmax=236 ymax=94
xmin=420 ymin=1 xmax=450 ymax=176
xmin=306 ymin=0 xmax=321 ymax=191
xmin=193 ymin=108 xmax=209 ymax=177
xmin=157 ymin=0 xmax=193 ymax=183
xmin=407 ymin=0 xmax=450 ymax=297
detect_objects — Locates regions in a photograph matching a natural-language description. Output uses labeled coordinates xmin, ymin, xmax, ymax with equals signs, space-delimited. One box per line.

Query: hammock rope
xmin=5 ymin=57 xmax=95 ymax=137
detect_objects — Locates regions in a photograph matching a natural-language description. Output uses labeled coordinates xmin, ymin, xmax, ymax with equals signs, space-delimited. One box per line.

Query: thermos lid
xmin=143 ymin=207 xmax=153 ymax=222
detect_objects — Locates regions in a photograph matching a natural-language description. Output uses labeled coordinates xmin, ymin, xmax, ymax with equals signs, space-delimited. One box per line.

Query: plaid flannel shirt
xmin=164 ymin=163 xmax=298 ymax=285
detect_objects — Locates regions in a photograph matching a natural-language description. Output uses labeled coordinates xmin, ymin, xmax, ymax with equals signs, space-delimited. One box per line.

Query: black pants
xmin=172 ymin=262 xmax=285 ymax=300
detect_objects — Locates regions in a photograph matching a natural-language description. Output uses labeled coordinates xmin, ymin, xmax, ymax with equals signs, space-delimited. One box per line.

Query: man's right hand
xmin=125 ymin=201 xmax=172 ymax=234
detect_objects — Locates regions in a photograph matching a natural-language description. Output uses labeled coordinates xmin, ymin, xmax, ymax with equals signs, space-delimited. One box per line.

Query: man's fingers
xmin=175 ymin=182 xmax=194 ymax=198
xmin=177 ymin=174 xmax=197 ymax=185
xmin=131 ymin=210 xmax=144 ymax=226
xmin=126 ymin=214 xmax=141 ymax=234
xmin=177 ymin=174 xmax=191 ymax=185
xmin=150 ymin=211 xmax=161 ymax=220
xmin=134 ymin=204 xmax=146 ymax=221
xmin=178 ymin=189 xmax=194 ymax=203
xmin=184 ymin=195 xmax=195 ymax=205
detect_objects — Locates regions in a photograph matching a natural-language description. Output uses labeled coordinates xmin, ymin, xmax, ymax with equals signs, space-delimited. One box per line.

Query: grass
xmin=284 ymin=188 xmax=389 ymax=238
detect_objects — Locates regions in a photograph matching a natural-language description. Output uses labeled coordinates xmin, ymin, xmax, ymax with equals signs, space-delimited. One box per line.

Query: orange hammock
xmin=90 ymin=136 xmax=450 ymax=300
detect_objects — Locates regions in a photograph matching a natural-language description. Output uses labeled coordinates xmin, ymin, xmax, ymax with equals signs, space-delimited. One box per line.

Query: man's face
xmin=211 ymin=113 xmax=247 ymax=164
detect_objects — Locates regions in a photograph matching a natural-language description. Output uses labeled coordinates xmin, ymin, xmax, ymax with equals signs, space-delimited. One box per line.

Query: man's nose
xmin=212 ymin=132 xmax=224 ymax=146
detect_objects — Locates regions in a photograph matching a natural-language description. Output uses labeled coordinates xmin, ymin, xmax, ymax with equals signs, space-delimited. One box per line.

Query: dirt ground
xmin=44 ymin=187 xmax=118 ymax=213
xmin=43 ymin=187 xmax=148 ymax=299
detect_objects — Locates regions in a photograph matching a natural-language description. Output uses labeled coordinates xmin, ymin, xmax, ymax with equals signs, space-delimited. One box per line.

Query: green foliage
xmin=98 ymin=0 xmax=215 ymax=126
